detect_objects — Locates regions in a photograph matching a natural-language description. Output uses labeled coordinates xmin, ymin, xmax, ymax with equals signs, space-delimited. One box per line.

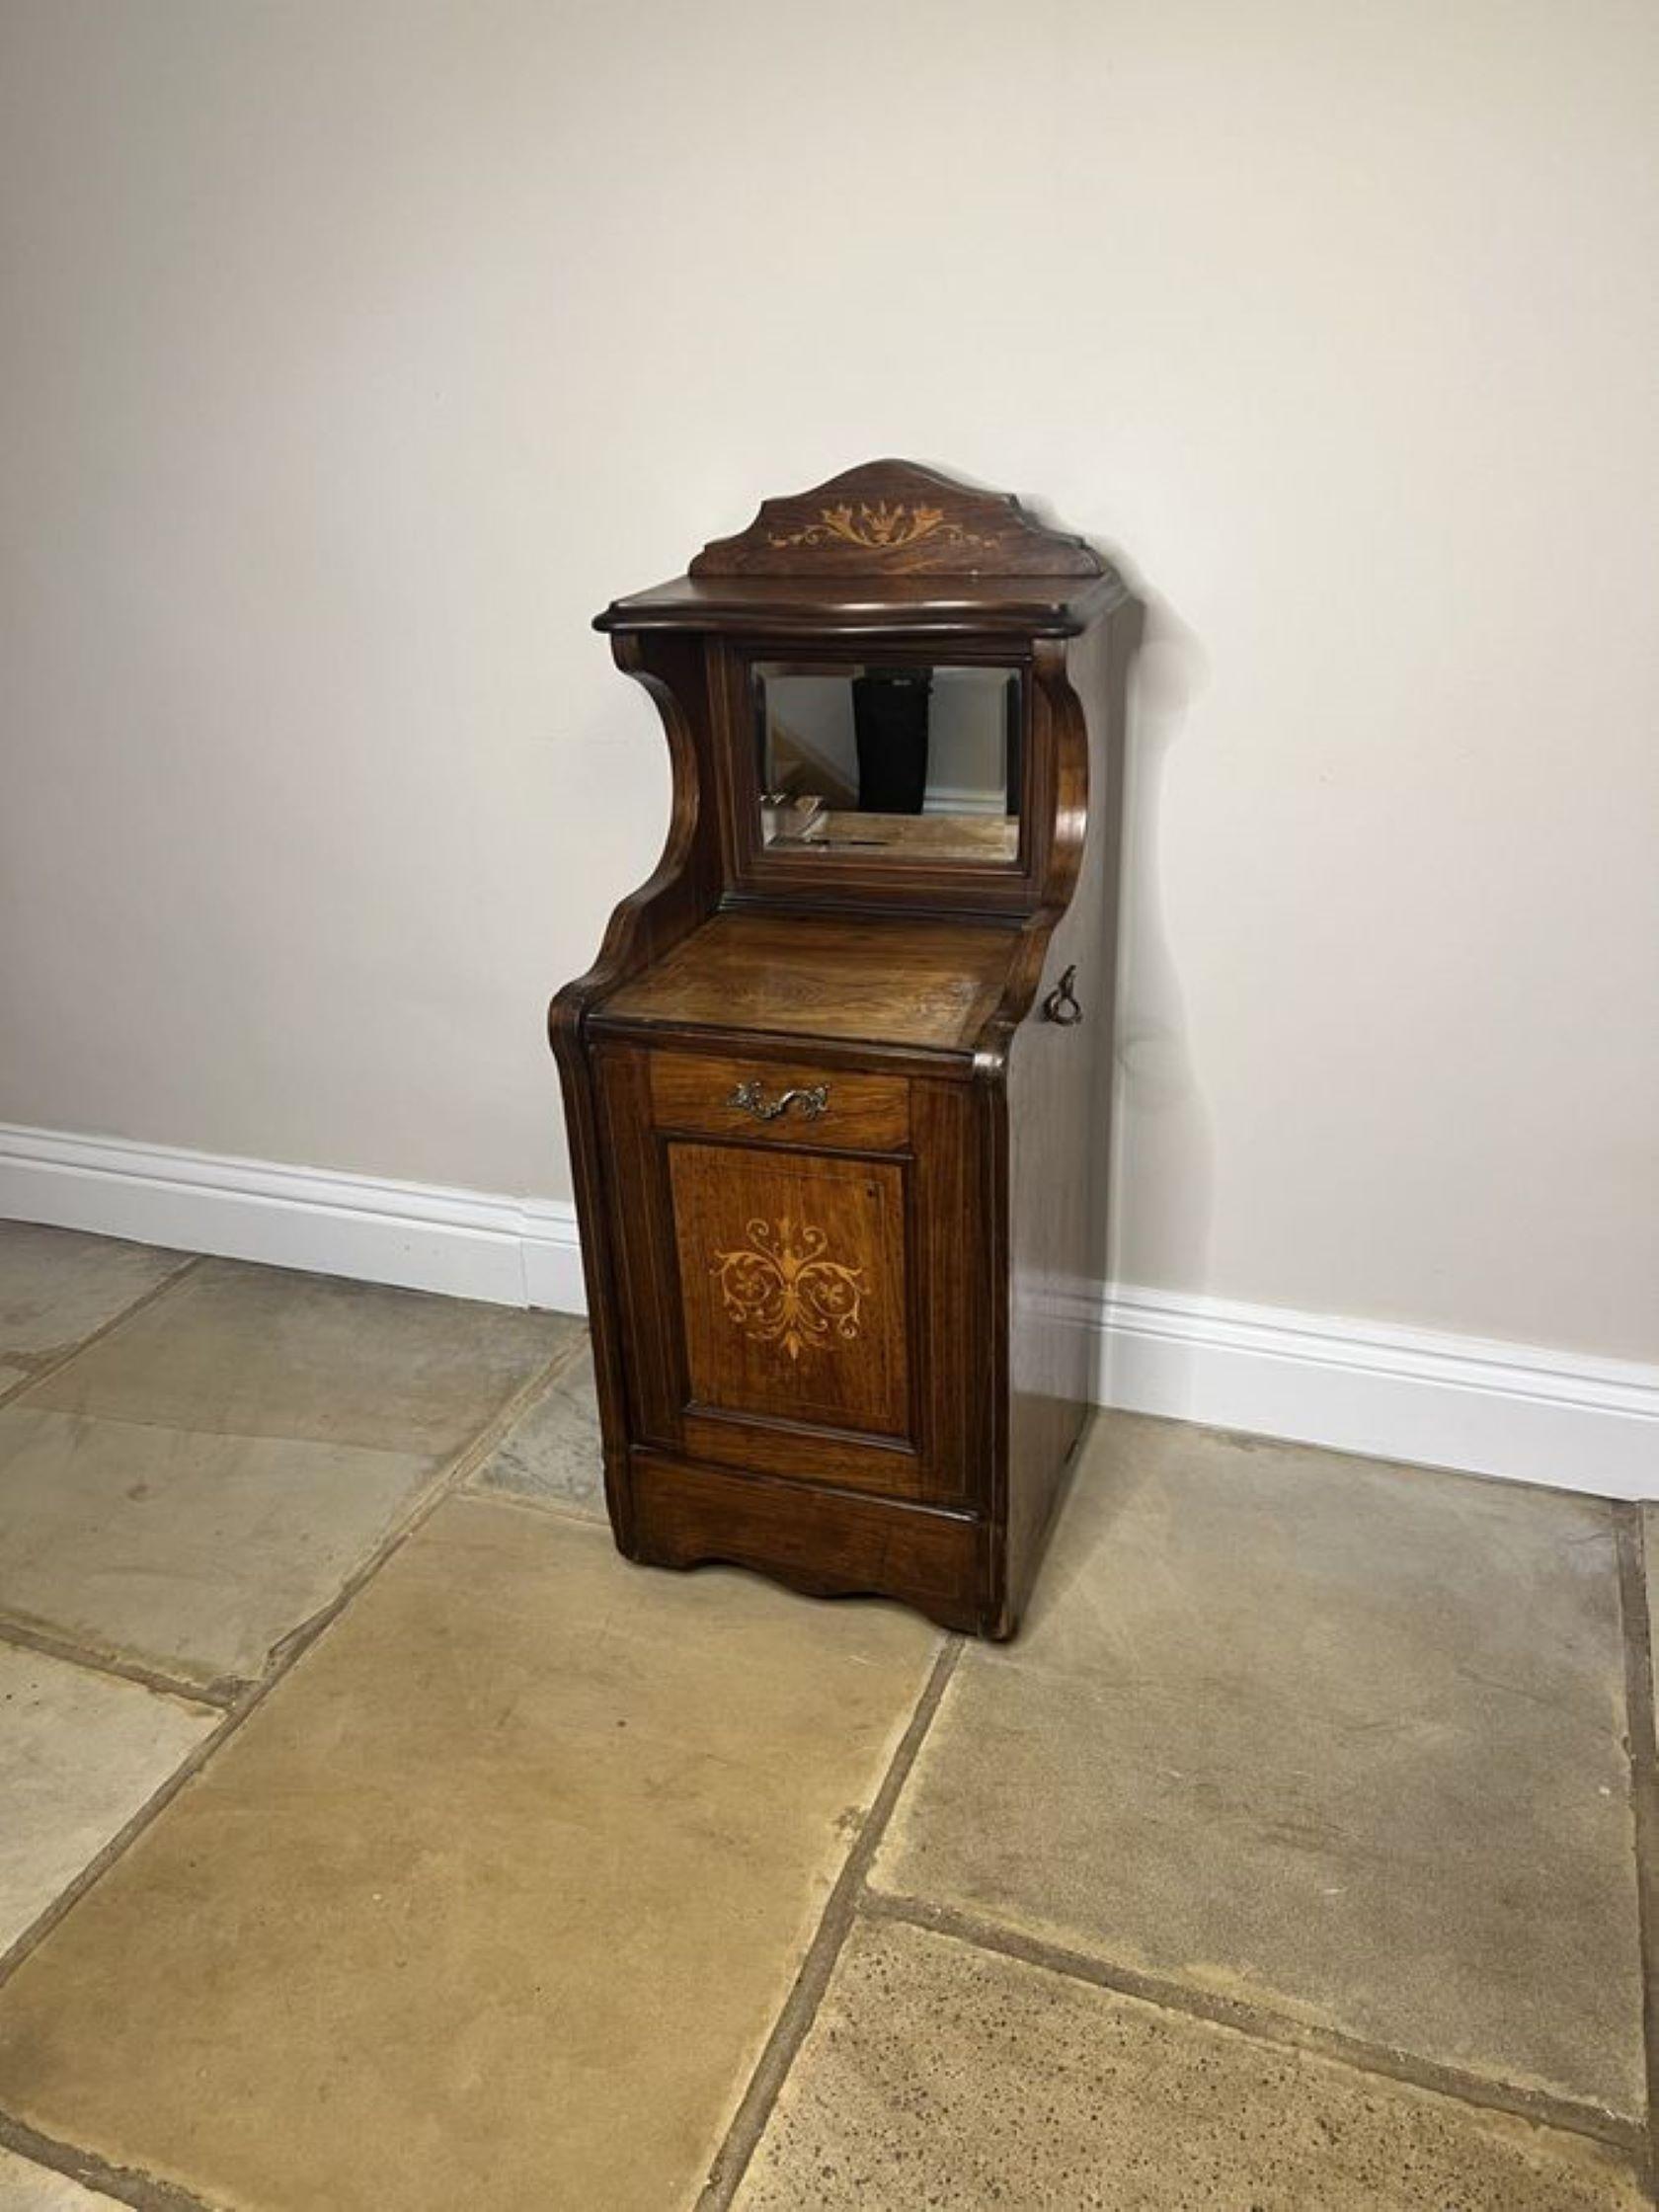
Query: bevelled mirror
xmin=751 ymin=661 xmax=1023 ymax=865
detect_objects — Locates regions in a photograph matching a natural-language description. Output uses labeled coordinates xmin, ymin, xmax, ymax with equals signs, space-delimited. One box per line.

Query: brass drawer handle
xmin=728 ymin=1079 xmax=830 ymax=1123
xmin=1042 ymin=965 xmax=1082 ymax=1026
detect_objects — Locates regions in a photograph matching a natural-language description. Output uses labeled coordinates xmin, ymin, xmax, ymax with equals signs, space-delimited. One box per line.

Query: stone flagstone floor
xmin=0 ymin=1220 xmax=1650 ymax=2208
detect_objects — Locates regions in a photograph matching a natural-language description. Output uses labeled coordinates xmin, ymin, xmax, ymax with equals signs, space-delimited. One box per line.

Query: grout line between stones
xmin=13 ymin=1284 xmax=1632 ymax=2198
xmin=0 ymin=1337 xmax=571 ymax=2000
xmin=454 ymin=1481 xmax=606 ymax=1533
xmin=0 ymin=2108 xmax=221 ymax=2212
xmin=258 ymin=1339 xmax=574 ymax=1676
xmin=694 ymin=1634 xmax=965 ymax=2211
xmin=1612 ymin=1500 xmax=1659 ymax=2204
xmin=860 ymin=1887 xmax=1648 ymax=2165
xmin=0 ymin=1614 xmax=233 ymax=1710
xmin=0 ymin=1252 xmax=205 ymax=1416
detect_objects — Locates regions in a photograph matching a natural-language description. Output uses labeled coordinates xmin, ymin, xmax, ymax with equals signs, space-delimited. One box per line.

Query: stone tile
xmin=28 ymin=1258 xmax=572 ymax=1456
xmin=0 ymin=1224 xmax=188 ymax=1383
xmin=1644 ymin=1503 xmax=1658 ymax=1732
xmin=0 ymin=1643 xmax=216 ymax=1954
xmin=874 ymin=1414 xmax=1642 ymax=2118
xmin=0 ymin=1407 xmax=435 ymax=1687
xmin=0 ymin=2148 xmax=127 ymax=2209
xmin=0 ymin=1497 xmax=939 ymax=2212
xmin=734 ymin=1917 xmax=1646 ymax=2210
xmin=469 ymin=1339 xmax=602 ymax=1518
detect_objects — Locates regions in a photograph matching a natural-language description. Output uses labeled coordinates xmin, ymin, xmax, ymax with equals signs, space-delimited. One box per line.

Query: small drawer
xmin=647 ymin=1051 xmax=909 ymax=1150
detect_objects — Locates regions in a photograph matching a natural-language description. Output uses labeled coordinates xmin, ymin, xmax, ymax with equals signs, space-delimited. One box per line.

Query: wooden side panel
xmin=1000 ymin=606 xmax=1138 ymax=1630
xmin=669 ymin=1143 xmax=910 ymax=1440
xmin=593 ymin=1042 xmax=685 ymax=1448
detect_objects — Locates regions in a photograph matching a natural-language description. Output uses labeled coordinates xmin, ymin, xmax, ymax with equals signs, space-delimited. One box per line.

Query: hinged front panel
xmin=670 ymin=1145 xmax=908 ymax=1438
xmin=593 ymin=1041 xmax=984 ymax=1506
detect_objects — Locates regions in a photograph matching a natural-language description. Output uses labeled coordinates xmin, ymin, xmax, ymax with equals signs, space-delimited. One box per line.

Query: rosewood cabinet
xmin=550 ymin=462 xmax=1138 ymax=1637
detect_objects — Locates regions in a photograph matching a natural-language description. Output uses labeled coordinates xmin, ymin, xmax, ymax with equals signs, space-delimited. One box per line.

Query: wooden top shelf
xmin=594 ymin=571 xmax=1124 ymax=641
xmin=596 ymin=910 xmax=1020 ymax=1055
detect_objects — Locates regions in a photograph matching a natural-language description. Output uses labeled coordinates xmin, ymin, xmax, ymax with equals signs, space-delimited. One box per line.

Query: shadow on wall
xmin=992 ymin=477 xmax=1214 ymax=1363
xmin=1102 ymin=589 xmax=1215 ymax=1322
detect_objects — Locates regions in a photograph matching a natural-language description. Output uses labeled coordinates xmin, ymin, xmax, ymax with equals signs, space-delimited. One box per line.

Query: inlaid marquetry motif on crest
xmin=767 ymin=502 xmax=992 ymax=555
xmin=687 ymin=458 xmax=1106 ymax=580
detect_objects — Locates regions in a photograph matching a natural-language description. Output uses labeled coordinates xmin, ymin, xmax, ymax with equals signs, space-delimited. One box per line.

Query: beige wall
xmin=1 ymin=0 xmax=1654 ymax=1362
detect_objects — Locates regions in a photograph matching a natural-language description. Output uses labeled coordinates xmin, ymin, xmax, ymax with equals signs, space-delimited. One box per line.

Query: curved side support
xmin=547 ymin=631 xmax=719 ymax=1063
xmin=971 ymin=638 xmax=1092 ymax=1084
xmin=547 ymin=631 xmax=722 ymax=1550
xmin=971 ymin=907 xmax=1064 ymax=1083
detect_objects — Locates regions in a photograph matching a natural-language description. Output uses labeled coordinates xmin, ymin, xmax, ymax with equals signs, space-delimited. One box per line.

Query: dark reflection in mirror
xmin=752 ymin=662 xmax=1022 ymax=864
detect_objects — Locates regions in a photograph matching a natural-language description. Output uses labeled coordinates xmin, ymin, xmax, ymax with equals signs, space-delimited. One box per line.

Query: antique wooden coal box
xmin=550 ymin=462 xmax=1137 ymax=1636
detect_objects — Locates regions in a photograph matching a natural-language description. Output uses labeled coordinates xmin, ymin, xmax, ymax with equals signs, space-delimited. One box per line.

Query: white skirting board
xmin=1 ymin=1119 xmax=1653 ymax=1502
xmin=0 ymin=1122 xmax=588 ymax=1317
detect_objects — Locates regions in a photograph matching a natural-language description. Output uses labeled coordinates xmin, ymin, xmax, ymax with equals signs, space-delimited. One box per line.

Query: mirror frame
xmin=713 ymin=640 xmax=1051 ymax=914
